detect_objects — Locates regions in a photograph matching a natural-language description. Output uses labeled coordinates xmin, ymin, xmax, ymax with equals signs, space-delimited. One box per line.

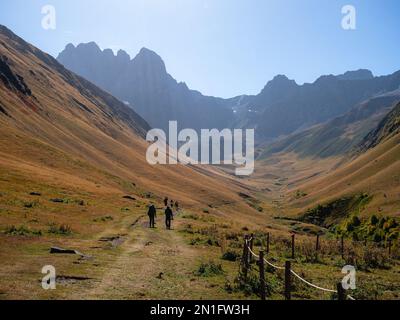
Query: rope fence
xmin=242 ymin=235 xmax=356 ymax=301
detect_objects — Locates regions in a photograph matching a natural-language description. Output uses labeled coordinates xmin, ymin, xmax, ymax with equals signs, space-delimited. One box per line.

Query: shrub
xmin=48 ymin=224 xmax=72 ymax=235
xmin=233 ymin=272 xmax=260 ymax=296
xmin=24 ymin=201 xmax=38 ymax=208
xmin=222 ymin=250 xmax=240 ymax=261
xmin=370 ymin=215 xmax=379 ymax=225
xmin=189 ymin=237 xmax=203 ymax=246
xmin=195 ymin=261 xmax=224 ymax=277
xmin=231 ymin=269 xmax=275 ymax=298
xmin=225 ymin=232 xmax=240 ymax=241
xmin=4 ymin=225 xmax=42 ymax=236
xmin=181 ymin=224 xmax=194 ymax=234
xmin=182 ymin=214 xmax=199 ymax=220
xmin=206 ymin=237 xmax=220 ymax=247
xmin=295 ymin=190 xmax=308 ymax=199
xmin=93 ymin=216 xmax=113 ymax=222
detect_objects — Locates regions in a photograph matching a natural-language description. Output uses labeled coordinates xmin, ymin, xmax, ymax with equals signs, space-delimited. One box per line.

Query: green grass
xmin=195 ymin=261 xmax=224 ymax=277
xmin=300 ymin=193 xmax=373 ymax=227
xmin=3 ymin=225 xmax=42 ymax=236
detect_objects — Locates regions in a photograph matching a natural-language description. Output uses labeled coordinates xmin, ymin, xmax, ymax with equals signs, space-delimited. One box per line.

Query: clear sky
xmin=0 ymin=0 xmax=399 ymax=98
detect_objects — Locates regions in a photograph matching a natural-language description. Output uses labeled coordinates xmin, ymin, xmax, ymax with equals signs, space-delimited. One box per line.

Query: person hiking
xmin=170 ymin=199 xmax=174 ymax=208
xmin=165 ymin=206 xmax=174 ymax=230
xmin=147 ymin=204 xmax=156 ymax=228
xmin=175 ymin=201 xmax=179 ymax=210
xmin=163 ymin=197 xmax=168 ymax=207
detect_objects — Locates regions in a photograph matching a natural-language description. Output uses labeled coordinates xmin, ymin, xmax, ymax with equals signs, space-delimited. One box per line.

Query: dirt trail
xmin=73 ymin=215 xmax=207 ymax=300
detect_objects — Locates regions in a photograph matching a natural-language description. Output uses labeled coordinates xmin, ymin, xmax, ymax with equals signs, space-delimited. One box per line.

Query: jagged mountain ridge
xmin=57 ymin=43 xmax=236 ymax=133
xmin=245 ymin=71 xmax=400 ymax=139
xmin=57 ymin=42 xmax=400 ymax=144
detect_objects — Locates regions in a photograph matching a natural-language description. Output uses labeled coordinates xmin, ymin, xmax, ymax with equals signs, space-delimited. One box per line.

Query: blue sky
xmin=0 ymin=0 xmax=399 ymax=98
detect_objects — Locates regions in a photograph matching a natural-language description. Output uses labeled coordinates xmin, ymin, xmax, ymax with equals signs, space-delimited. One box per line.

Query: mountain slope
xmin=0 ymin=24 xmax=257 ymax=212
xmin=286 ymin=103 xmax=400 ymax=218
xmin=246 ymin=71 xmax=400 ymax=139
xmin=354 ymin=101 xmax=400 ymax=153
xmin=259 ymin=91 xmax=400 ymax=159
xmin=57 ymin=43 xmax=235 ymax=133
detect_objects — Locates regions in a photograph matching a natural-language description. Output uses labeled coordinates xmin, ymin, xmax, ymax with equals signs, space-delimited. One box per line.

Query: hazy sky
xmin=1 ymin=0 xmax=399 ymax=98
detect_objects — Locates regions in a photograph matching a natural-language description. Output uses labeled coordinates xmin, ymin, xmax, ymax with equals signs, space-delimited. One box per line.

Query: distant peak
xmin=103 ymin=48 xmax=114 ymax=57
xmin=117 ymin=49 xmax=130 ymax=60
xmin=137 ymin=47 xmax=160 ymax=58
xmin=336 ymin=69 xmax=374 ymax=81
xmin=76 ymin=41 xmax=102 ymax=53
xmin=65 ymin=43 xmax=75 ymax=50
xmin=133 ymin=47 xmax=166 ymax=72
xmin=258 ymin=74 xmax=298 ymax=98
xmin=264 ymin=74 xmax=297 ymax=89
xmin=272 ymin=74 xmax=289 ymax=81
xmin=315 ymin=74 xmax=337 ymax=83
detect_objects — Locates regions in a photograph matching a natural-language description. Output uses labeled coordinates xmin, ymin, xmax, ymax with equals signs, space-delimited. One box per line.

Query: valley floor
xmin=0 ymin=153 xmax=399 ymax=300
xmin=1 ymin=193 xmax=399 ymax=300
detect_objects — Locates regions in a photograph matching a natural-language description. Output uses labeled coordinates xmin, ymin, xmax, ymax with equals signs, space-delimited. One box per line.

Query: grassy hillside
xmin=355 ymin=102 xmax=400 ymax=154
xmin=259 ymin=93 xmax=400 ymax=159
xmin=286 ymin=124 xmax=400 ymax=220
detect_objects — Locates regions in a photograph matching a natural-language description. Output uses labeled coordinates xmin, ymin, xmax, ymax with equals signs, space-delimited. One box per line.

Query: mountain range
xmin=244 ymin=71 xmax=400 ymax=139
xmin=58 ymin=43 xmax=400 ymax=142
xmin=260 ymin=90 xmax=400 ymax=159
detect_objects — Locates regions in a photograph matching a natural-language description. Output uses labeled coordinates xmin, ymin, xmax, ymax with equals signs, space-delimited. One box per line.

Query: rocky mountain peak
xmin=337 ymin=69 xmax=374 ymax=81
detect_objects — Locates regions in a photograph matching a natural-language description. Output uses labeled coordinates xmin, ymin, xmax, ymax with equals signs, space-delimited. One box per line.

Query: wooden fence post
xmin=291 ymin=234 xmax=295 ymax=259
xmin=245 ymin=235 xmax=250 ymax=272
xmin=341 ymin=236 xmax=344 ymax=259
xmin=242 ymin=235 xmax=249 ymax=279
xmin=284 ymin=261 xmax=291 ymax=300
xmin=337 ymin=282 xmax=345 ymax=301
xmin=259 ymin=250 xmax=266 ymax=300
xmin=249 ymin=233 xmax=254 ymax=264
xmin=266 ymin=232 xmax=270 ymax=254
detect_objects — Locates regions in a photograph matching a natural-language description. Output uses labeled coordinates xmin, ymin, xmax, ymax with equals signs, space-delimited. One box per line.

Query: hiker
xmin=147 ymin=204 xmax=156 ymax=228
xmin=170 ymin=199 xmax=174 ymax=208
xmin=175 ymin=201 xmax=179 ymax=210
xmin=165 ymin=206 xmax=174 ymax=230
xmin=164 ymin=197 xmax=168 ymax=207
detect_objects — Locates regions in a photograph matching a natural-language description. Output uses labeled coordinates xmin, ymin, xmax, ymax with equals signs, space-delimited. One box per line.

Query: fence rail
xmin=241 ymin=234 xmax=356 ymax=301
